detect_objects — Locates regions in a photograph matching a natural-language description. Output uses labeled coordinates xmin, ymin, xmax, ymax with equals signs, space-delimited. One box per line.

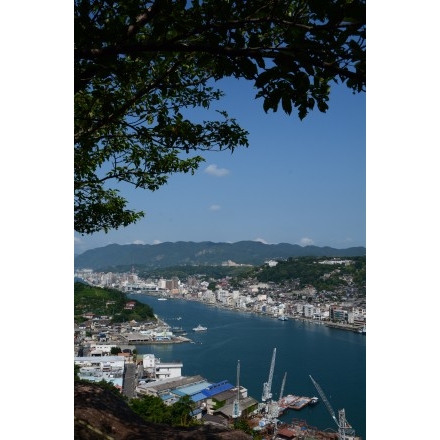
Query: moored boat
xmin=309 ymin=396 xmax=319 ymax=405
xmin=357 ymin=325 xmax=366 ymax=334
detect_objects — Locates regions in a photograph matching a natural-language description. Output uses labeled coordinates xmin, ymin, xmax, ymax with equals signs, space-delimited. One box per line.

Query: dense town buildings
xmin=74 ymin=260 xmax=366 ymax=327
xmin=74 ymin=262 xmax=365 ymax=436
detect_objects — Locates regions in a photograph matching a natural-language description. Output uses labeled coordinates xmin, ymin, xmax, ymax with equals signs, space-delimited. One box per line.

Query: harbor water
xmin=129 ymin=294 xmax=366 ymax=439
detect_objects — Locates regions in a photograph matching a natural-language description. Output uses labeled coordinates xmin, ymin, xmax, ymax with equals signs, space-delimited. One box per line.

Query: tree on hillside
xmin=110 ymin=346 xmax=122 ymax=355
xmin=75 ymin=0 xmax=366 ymax=234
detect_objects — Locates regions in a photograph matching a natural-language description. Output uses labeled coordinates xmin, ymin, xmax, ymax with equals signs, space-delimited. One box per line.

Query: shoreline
xmin=129 ymin=292 xmax=365 ymax=334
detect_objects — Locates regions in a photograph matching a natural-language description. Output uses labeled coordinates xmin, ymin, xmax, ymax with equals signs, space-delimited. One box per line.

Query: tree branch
xmin=75 ymin=60 xmax=183 ymax=142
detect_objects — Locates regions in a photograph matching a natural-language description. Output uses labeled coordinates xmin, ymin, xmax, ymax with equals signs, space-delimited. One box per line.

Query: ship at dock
xmin=127 ymin=296 xmax=365 ymax=438
xmin=279 ymin=394 xmax=319 ymax=411
xmin=246 ymin=349 xmax=361 ymax=440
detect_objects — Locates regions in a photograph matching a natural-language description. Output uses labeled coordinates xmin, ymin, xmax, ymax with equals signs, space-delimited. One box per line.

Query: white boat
xmin=278 ymin=315 xmax=288 ymax=321
xmin=157 ymin=298 xmax=167 ymax=301
xmin=193 ymin=324 xmax=207 ymax=331
xmin=357 ymin=325 xmax=366 ymax=334
xmin=309 ymin=396 xmax=319 ymax=405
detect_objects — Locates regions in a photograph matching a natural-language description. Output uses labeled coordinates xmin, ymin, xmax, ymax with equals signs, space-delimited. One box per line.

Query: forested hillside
xmin=74 ymin=241 xmax=366 ymax=270
xmin=137 ymin=265 xmax=253 ymax=280
xmin=74 ymin=282 xmax=156 ymax=323
xmin=243 ymin=256 xmax=366 ymax=293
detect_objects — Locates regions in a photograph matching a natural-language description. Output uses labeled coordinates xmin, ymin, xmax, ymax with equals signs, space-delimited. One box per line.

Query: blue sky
xmin=74 ymin=77 xmax=365 ymax=255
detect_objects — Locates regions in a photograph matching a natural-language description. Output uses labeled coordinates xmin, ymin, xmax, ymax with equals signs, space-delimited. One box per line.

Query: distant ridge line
xmin=74 ymin=240 xmax=366 ymax=271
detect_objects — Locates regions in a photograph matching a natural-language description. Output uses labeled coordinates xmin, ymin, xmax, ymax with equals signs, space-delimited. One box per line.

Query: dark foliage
xmin=74 ymin=282 xmax=156 ymax=322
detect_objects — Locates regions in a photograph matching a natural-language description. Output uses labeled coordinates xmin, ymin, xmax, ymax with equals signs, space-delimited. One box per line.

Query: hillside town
xmin=74 ymin=258 xmax=365 ymax=439
xmin=74 ymin=258 xmax=366 ymax=330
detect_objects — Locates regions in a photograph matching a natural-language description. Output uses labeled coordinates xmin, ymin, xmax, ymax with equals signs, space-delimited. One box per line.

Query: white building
xmin=216 ymin=289 xmax=231 ymax=305
xmin=303 ymin=304 xmax=314 ymax=318
xmin=74 ymin=356 xmax=125 ymax=389
xmin=142 ymin=354 xmax=183 ymax=380
xmin=157 ymin=278 xmax=167 ymax=289
xmin=88 ymin=343 xmax=119 ymax=355
xmin=201 ymin=290 xmax=216 ymax=303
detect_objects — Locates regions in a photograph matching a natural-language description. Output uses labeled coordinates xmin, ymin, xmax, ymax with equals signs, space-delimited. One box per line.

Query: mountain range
xmin=74 ymin=241 xmax=366 ymax=271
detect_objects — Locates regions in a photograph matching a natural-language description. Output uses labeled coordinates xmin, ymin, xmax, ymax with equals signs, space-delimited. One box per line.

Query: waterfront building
xmin=142 ymin=354 xmax=183 ymax=379
xmin=216 ymin=289 xmax=231 ymax=305
xmin=303 ymin=304 xmax=314 ymax=318
xmin=330 ymin=306 xmax=347 ymax=322
xmin=135 ymin=374 xmax=258 ymax=422
xmin=295 ymin=303 xmax=303 ymax=314
xmin=237 ymin=297 xmax=248 ymax=310
xmin=213 ymin=393 xmax=259 ymax=420
xmin=136 ymin=375 xmax=207 ymax=401
xmin=347 ymin=310 xmax=355 ymax=324
xmin=201 ymin=290 xmax=216 ymax=303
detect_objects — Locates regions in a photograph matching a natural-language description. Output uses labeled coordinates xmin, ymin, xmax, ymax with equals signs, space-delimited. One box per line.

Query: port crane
xmin=278 ymin=371 xmax=287 ymax=404
xmin=258 ymin=348 xmax=281 ymax=440
xmin=232 ymin=360 xmax=241 ymax=418
xmin=262 ymin=348 xmax=276 ymax=402
xmin=309 ymin=375 xmax=356 ymax=440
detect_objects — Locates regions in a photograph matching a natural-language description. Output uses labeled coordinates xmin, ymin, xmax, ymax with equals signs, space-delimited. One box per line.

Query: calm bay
xmin=129 ymin=294 xmax=366 ymax=439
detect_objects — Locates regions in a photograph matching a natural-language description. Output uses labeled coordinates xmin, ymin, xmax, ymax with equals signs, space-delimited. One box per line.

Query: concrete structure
xmin=136 ymin=375 xmax=207 ymax=400
xmin=88 ymin=343 xmax=118 ymax=355
xmin=303 ymin=304 xmax=314 ymax=318
xmin=142 ymin=354 xmax=183 ymax=379
xmin=134 ymin=375 xmax=256 ymax=422
xmin=330 ymin=306 xmax=347 ymax=322
xmin=74 ymin=355 xmax=125 ymax=389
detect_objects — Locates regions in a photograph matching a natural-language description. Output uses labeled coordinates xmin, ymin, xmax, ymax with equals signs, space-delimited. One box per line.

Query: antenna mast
xmin=232 ymin=360 xmax=241 ymax=418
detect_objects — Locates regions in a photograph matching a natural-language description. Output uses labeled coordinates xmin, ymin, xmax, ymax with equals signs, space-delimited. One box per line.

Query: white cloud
xmin=254 ymin=237 xmax=269 ymax=244
xmin=152 ymin=240 xmax=162 ymax=245
xmin=299 ymin=237 xmax=315 ymax=246
xmin=204 ymin=164 xmax=230 ymax=177
xmin=209 ymin=204 xmax=221 ymax=211
xmin=131 ymin=240 xmax=145 ymax=245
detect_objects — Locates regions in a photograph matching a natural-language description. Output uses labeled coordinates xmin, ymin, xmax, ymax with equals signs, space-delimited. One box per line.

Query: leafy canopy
xmin=75 ymin=0 xmax=366 ymax=234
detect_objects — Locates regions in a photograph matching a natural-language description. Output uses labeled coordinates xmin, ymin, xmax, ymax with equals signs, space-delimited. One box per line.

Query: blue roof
xmin=190 ymin=392 xmax=208 ymax=403
xmin=173 ymin=381 xmax=212 ymax=396
xmin=201 ymin=380 xmax=234 ymax=397
xmin=173 ymin=389 xmax=187 ymax=397
xmin=190 ymin=408 xmax=203 ymax=416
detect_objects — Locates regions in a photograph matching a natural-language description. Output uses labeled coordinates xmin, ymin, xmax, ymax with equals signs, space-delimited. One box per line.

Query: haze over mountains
xmin=74 ymin=241 xmax=366 ymax=271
